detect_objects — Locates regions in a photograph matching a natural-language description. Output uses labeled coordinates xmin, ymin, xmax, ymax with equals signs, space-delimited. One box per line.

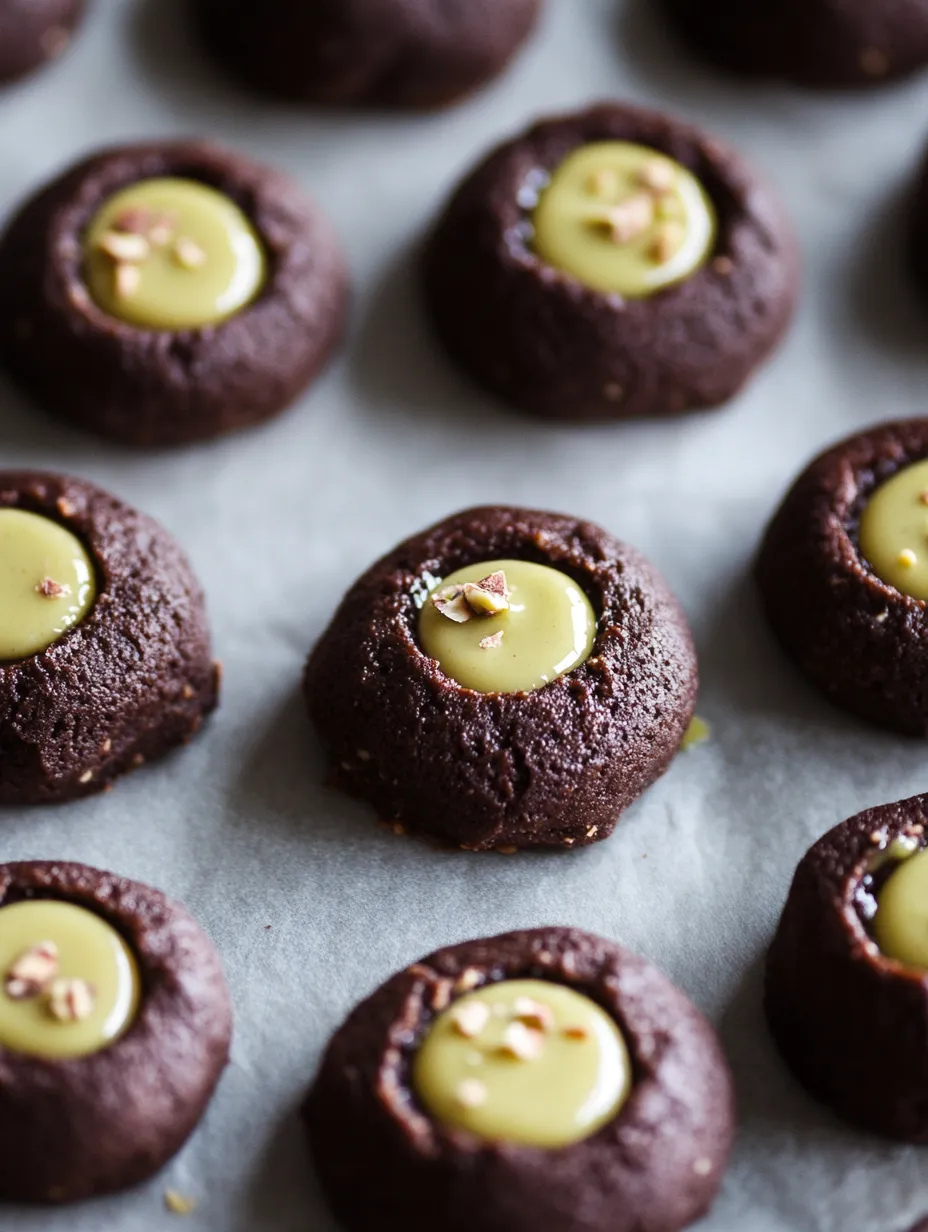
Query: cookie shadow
xmin=232 ymin=682 xmax=414 ymax=854
xmin=0 ymin=370 xmax=104 ymax=461
xmin=349 ymin=240 xmax=522 ymax=435
xmin=696 ymin=568 xmax=847 ymax=729
xmin=233 ymin=684 xmax=333 ymax=835
xmin=839 ymin=175 xmax=927 ymax=362
xmin=719 ymin=953 xmax=842 ymax=1138
xmin=616 ymin=0 xmax=746 ymax=108
xmin=127 ymin=0 xmax=267 ymax=128
xmin=237 ymin=1102 xmax=338 ymax=1232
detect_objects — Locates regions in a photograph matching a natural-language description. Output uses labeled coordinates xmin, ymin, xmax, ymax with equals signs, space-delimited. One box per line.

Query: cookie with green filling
xmin=756 ymin=418 xmax=928 ymax=735
xmin=0 ymin=470 xmax=218 ymax=804
xmin=0 ymin=140 xmax=348 ymax=448
xmin=766 ymin=794 xmax=928 ymax=1140
xmin=0 ymin=860 xmax=232 ymax=1203
xmin=304 ymin=927 xmax=734 ymax=1232
xmin=304 ymin=504 xmax=697 ymax=851
xmin=422 ymin=101 xmax=797 ymax=422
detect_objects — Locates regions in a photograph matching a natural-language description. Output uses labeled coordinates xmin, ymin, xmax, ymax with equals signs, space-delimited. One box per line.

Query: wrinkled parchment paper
xmin=3 ymin=2 xmax=928 ymax=1228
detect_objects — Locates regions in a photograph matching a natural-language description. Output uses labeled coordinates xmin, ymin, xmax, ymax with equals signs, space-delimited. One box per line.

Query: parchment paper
xmin=3 ymin=2 xmax=928 ymax=1228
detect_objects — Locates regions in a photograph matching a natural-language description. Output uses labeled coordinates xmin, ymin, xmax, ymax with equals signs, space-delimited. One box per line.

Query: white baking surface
xmin=2 ymin=1 xmax=928 ymax=1228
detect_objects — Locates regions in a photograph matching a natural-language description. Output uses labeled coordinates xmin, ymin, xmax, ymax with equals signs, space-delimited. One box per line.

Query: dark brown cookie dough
xmin=421 ymin=101 xmax=798 ymax=422
xmin=304 ymin=504 xmax=697 ymax=851
xmin=756 ymin=418 xmax=928 ymax=736
xmin=0 ymin=860 xmax=232 ymax=1203
xmin=305 ymin=927 xmax=734 ymax=1232
xmin=188 ymin=0 xmax=541 ymax=110
xmin=0 ymin=471 xmax=219 ymax=805
xmin=658 ymin=0 xmax=928 ymax=89
xmin=0 ymin=140 xmax=349 ymax=448
xmin=765 ymin=795 xmax=928 ymax=1140
xmin=0 ymin=0 xmax=86 ymax=85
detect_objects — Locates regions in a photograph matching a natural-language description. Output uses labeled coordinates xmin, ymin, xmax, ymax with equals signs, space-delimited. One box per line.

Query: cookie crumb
xmin=603 ymin=382 xmax=623 ymax=402
xmin=638 ymin=157 xmax=676 ymax=195
xmin=587 ymin=168 xmax=619 ymax=199
xmin=115 ymin=263 xmax=142 ymax=299
xmin=682 ymin=716 xmax=711 ymax=750
xmin=650 ymin=221 xmax=685 ymax=264
xmin=456 ymin=967 xmax=482 ymax=993
xmin=499 ymin=1021 xmax=545 ymax=1060
xmin=712 ymin=255 xmax=734 ymax=276
xmin=98 ymin=231 xmax=151 ymax=263
xmin=456 ymin=1078 xmax=487 ymax=1108
xmin=4 ymin=941 xmax=59 ymax=999
xmin=692 ymin=1158 xmax=712 ymax=1177
xmin=48 ymin=978 xmax=96 ymax=1022
xmin=35 ymin=577 xmax=71 ymax=598
xmin=174 ymin=238 xmax=207 ymax=270
xmin=860 ymin=46 xmax=889 ymax=76
xmin=78 ymin=769 xmax=94 ymax=784
xmin=452 ymin=1001 xmax=491 ymax=1039
xmin=513 ymin=997 xmax=554 ymax=1031
xmin=606 ymin=193 xmax=655 ymax=244
xmin=164 ymin=1190 xmax=197 ymax=1215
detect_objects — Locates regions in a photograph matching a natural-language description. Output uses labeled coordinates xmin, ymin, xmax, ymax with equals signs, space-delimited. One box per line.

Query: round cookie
xmin=658 ymin=0 xmax=928 ymax=90
xmin=421 ymin=101 xmax=798 ymax=422
xmin=765 ymin=794 xmax=928 ymax=1140
xmin=0 ymin=470 xmax=219 ymax=805
xmin=0 ymin=140 xmax=349 ymax=448
xmin=304 ymin=505 xmax=697 ymax=851
xmin=0 ymin=0 xmax=86 ymax=85
xmin=756 ymin=418 xmax=928 ymax=735
xmin=187 ymin=0 xmax=541 ymax=110
xmin=304 ymin=927 xmax=735 ymax=1232
xmin=0 ymin=860 xmax=231 ymax=1203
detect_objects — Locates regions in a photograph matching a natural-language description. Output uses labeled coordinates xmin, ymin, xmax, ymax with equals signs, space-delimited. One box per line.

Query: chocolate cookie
xmin=765 ymin=794 xmax=928 ymax=1140
xmin=0 ymin=471 xmax=218 ymax=805
xmin=0 ymin=140 xmax=348 ymax=448
xmin=421 ymin=101 xmax=798 ymax=422
xmin=305 ymin=927 xmax=734 ymax=1232
xmin=304 ymin=505 xmax=697 ymax=851
xmin=756 ymin=418 xmax=928 ymax=735
xmin=659 ymin=0 xmax=928 ymax=89
xmin=188 ymin=0 xmax=541 ymax=109
xmin=0 ymin=0 xmax=86 ymax=84
xmin=0 ymin=860 xmax=232 ymax=1202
